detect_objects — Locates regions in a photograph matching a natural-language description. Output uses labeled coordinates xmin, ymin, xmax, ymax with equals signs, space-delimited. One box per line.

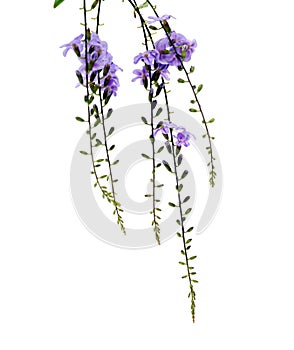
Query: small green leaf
xmin=168 ymin=202 xmax=176 ymax=207
xmin=155 ymin=107 xmax=163 ymax=117
xmin=141 ymin=153 xmax=151 ymax=159
xmin=185 ymin=208 xmax=192 ymax=215
xmin=53 ymin=0 xmax=65 ymax=8
xmin=189 ymin=108 xmax=199 ymax=113
xmin=109 ymin=145 xmax=115 ymax=151
xmin=177 ymin=184 xmax=183 ymax=192
xmin=165 ymin=142 xmax=172 ymax=154
xmin=141 ymin=116 xmax=148 ymax=124
xmin=189 ymin=256 xmax=197 ymax=260
xmin=177 ymin=78 xmax=186 ymax=83
xmin=76 ymin=70 xmax=83 ymax=85
xmin=107 ymin=108 xmax=113 ymax=119
xmin=186 ymin=227 xmax=194 ymax=233
xmin=178 ymin=154 xmax=183 ymax=166
xmin=183 ymin=196 xmax=190 ymax=203
xmin=208 ymin=118 xmax=215 ymax=123
xmin=181 ymin=170 xmax=189 ymax=179
xmin=108 ymin=127 xmax=115 ymax=136
xmin=76 ymin=117 xmax=86 ymax=122
xmin=197 ymin=84 xmax=203 ymax=93
xmin=162 ymin=160 xmax=172 ymax=173
xmin=94 ymin=117 xmax=101 ymax=127
xmin=157 ymin=146 xmax=164 ymax=153
xmin=79 ymin=151 xmax=89 ymax=155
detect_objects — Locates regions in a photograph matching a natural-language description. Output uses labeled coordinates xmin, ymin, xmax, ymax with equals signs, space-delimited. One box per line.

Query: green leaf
xmin=108 ymin=127 xmax=115 ymax=136
xmin=165 ymin=142 xmax=172 ymax=154
xmin=79 ymin=151 xmax=89 ymax=155
xmin=53 ymin=0 xmax=65 ymax=8
xmin=186 ymin=227 xmax=194 ymax=233
xmin=197 ymin=84 xmax=203 ymax=93
xmin=76 ymin=117 xmax=86 ymax=122
xmin=141 ymin=116 xmax=148 ymax=124
xmin=178 ymin=154 xmax=183 ymax=166
xmin=138 ymin=1 xmax=148 ymax=9
xmin=189 ymin=108 xmax=199 ymax=113
xmin=141 ymin=153 xmax=150 ymax=159
xmin=155 ymin=107 xmax=163 ymax=117
xmin=183 ymin=196 xmax=190 ymax=203
xmin=177 ymin=78 xmax=186 ymax=83
xmin=181 ymin=170 xmax=189 ymax=179
xmin=157 ymin=146 xmax=164 ymax=154
xmin=94 ymin=117 xmax=101 ymax=127
xmin=208 ymin=118 xmax=215 ymax=123
xmin=177 ymin=184 xmax=183 ymax=192
xmin=76 ymin=70 xmax=83 ymax=85
xmin=185 ymin=208 xmax=192 ymax=215
xmin=168 ymin=202 xmax=176 ymax=207
xmin=162 ymin=160 xmax=172 ymax=173
xmin=107 ymin=108 xmax=113 ymax=119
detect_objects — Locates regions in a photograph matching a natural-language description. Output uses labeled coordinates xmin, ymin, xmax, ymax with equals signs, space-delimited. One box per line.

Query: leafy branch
xmin=145 ymin=0 xmax=216 ymax=187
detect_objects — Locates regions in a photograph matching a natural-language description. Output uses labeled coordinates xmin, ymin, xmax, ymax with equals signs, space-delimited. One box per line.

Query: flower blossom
xmin=61 ymin=32 xmax=122 ymax=97
xmin=154 ymin=121 xmax=195 ymax=147
xmin=155 ymin=31 xmax=197 ymax=66
xmin=148 ymin=15 xmax=176 ymax=24
xmin=134 ymin=50 xmax=160 ymax=66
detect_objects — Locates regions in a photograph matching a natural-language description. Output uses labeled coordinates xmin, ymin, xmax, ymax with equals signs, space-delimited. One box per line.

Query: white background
xmin=1 ymin=0 xmax=294 ymax=349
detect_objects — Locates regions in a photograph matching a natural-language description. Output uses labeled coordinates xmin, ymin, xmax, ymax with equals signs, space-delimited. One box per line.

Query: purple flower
xmin=134 ymin=50 xmax=159 ymax=66
xmin=174 ymin=129 xmax=194 ymax=147
xmin=155 ymin=31 xmax=197 ymax=66
xmin=101 ymin=63 xmax=121 ymax=97
xmin=148 ymin=15 xmax=176 ymax=24
xmin=60 ymin=34 xmax=84 ymax=57
xmin=154 ymin=121 xmax=195 ymax=147
xmin=132 ymin=66 xmax=149 ymax=85
xmin=156 ymin=64 xmax=170 ymax=81
xmin=61 ymin=32 xmax=122 ymax=95
xmin=154 ymin=121 xmax=177 ymax=136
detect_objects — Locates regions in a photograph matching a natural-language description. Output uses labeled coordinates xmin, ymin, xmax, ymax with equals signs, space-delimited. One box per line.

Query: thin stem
xmin=96 ymin=0 xmax=102 ymax=34
xmin=82 ymin=0 xmax=104 ymax=194
xmin=94 ymin=0 xmax=126 ymax=234
xmin=128 ymin=0 xmax=196 ymax=320
xmin=98 ymin=74 xmax=126 ymax=234
xmin=145 ymin=0 xmax=215 ymax=186
xmin=131 ymin=0 xmax=160 ymax=244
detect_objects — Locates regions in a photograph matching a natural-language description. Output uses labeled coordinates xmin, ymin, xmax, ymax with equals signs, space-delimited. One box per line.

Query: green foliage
xmin=53 ymin=0 xmax=65 ymax=8
xmin=76 ymin=117 xmax=86 ymax=122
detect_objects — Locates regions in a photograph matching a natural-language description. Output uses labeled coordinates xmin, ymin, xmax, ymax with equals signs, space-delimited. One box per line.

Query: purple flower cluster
xmin=154 ymin=121 xmax=195 ymax=147
xmin=132 ymin=30 xmax=196 ymax=85
xmin=60 ymin=32 xmax=121 ymax=97
xmin=155 ymin=31 xmax=197 ymax=66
